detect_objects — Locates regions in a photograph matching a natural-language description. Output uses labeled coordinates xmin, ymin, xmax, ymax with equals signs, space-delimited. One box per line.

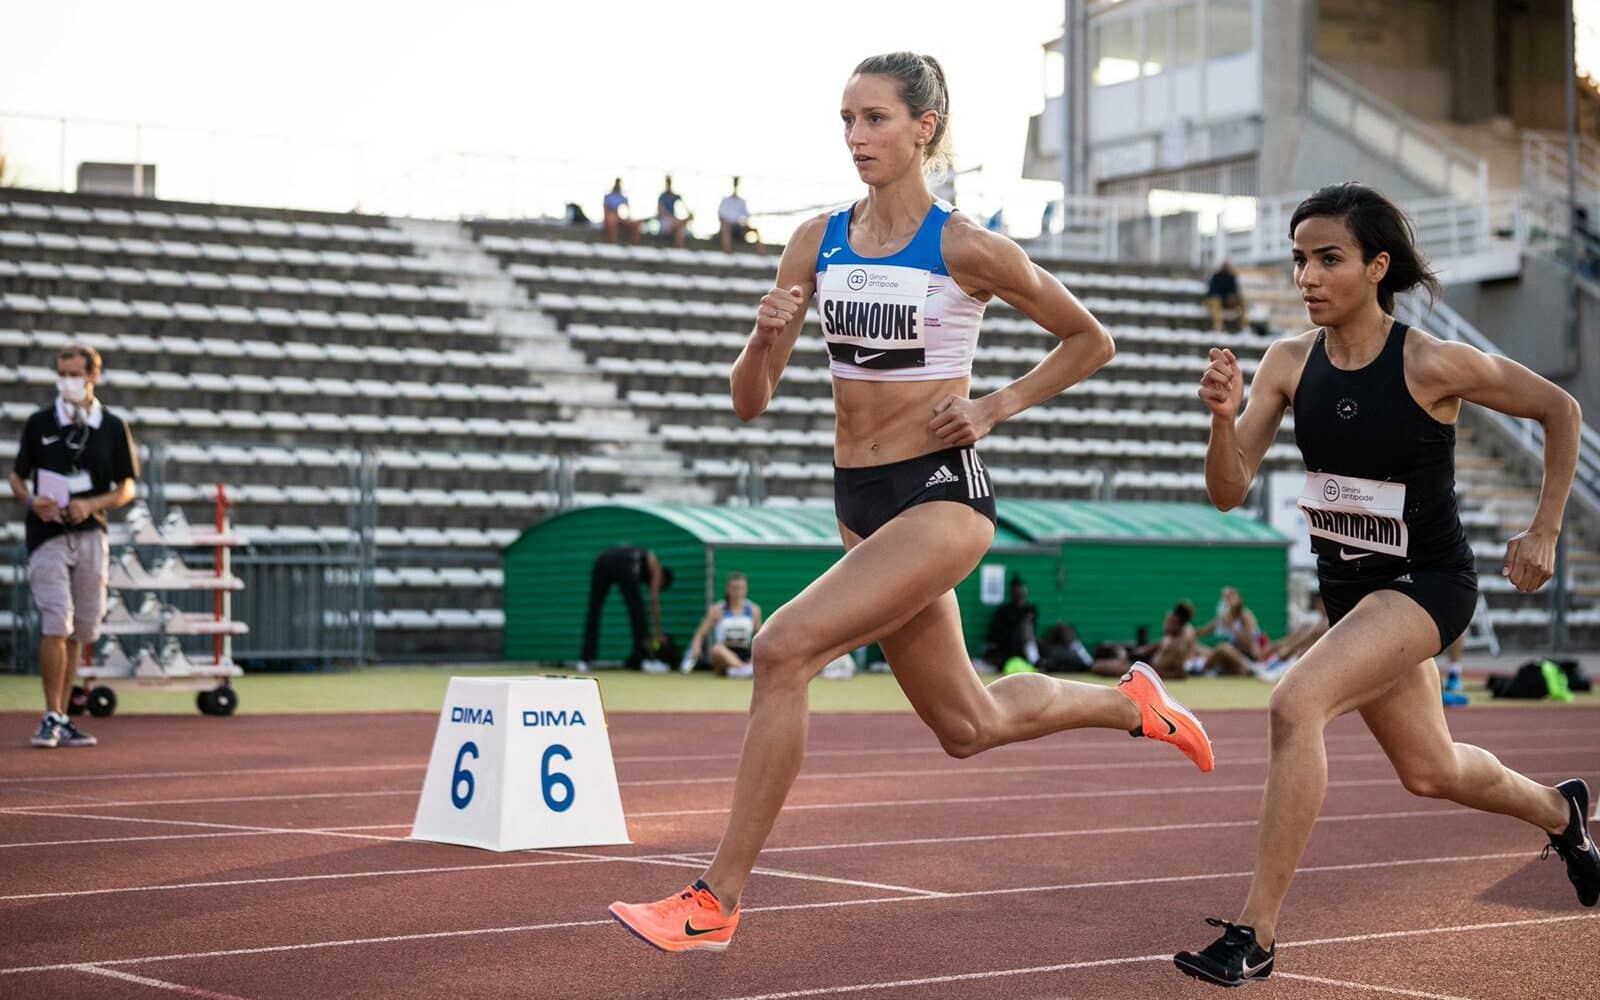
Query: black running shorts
xmin=1318 ymin=563 xmax=1478 ymax=656
xmin=833 ymin=445 xmax=997 ymax=539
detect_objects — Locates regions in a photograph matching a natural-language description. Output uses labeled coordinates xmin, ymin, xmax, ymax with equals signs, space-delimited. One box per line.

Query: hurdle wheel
xmin=68 ymin=685 xmax=87 ymax=716
xmin=196 ymin=690 xmax=217 ymax=715
xmin=209 ymin=686 xmax=238 ymax=716
xmin=86 ymin=686 xmax=117 ymax=718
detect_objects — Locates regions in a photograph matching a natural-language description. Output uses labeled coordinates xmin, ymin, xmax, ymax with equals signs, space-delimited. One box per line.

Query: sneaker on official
xmin=30 ymin=714 xmax=63 ymax=748
xmin=1545 ymin=778 xmax=1600 ymax=907
xmin=640 ymin=658 xmax=670 ymax=674
xmin=725 ymin=663 xmax=754 ymax=679
xmin=1174 ymin=918 xmax=1275 ymax=987
xmin=57 ymin=717 xmax=96 ymax=748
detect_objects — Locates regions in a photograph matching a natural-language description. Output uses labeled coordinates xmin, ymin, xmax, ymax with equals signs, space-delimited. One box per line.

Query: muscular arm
xmin=730 ymin=215 xmax=826 ymax=421
xmin=1416 ymin=338 xmax=1582 ymax=591
xmin=945 ymin=225 xmax=1115 ymax=432
xmin=1201 ymin=339 xmax=1298 ymax=511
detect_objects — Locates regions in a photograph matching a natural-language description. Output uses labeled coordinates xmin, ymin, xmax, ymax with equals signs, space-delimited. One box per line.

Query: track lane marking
xmin=3 ymin=890 xmax=1593 ymax=978
xmin=71 ymin=964 xmax=255 ymax=999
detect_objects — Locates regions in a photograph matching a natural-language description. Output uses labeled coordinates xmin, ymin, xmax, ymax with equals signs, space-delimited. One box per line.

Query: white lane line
xmin=1274 ymin=972 xmax=1479 ymax=1000
xmin=657 ymin=852 xmax=947 ymax=898
xmin=616 ymin=744 xmax=1600 ymax=788
xmin=0 ymin=810 xmax=410 ymax=844
xmin=2 ymin=724 xmax=1589 ymax=786
xmin=71 ymin=964 xmax=255 ymax=1000
xmin=712 ymin=954 xmax=1175 ymax=1000
xmin=0 ymin=830 xmax=281 ymax=850
xmin=0 ymin=803 xmax=1484 ymax=896
xmin=4 ymin=884 xmax=1592 ymax=978
xmin=0 ymin=789 xmax=416 ymax=813
xmin=0 ymin=853 xmax=681 ymax=902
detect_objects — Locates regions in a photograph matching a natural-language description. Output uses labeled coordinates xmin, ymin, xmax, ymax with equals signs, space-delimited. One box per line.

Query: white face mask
xmin=57 ymin=376 xmax=88 ymax=404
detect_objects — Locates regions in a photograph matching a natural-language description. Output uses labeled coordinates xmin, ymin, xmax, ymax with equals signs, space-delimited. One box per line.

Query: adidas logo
xmin=925 ymin=465 xmax=960 ymax=488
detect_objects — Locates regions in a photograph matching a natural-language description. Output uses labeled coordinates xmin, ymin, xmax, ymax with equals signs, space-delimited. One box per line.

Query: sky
xmin=0 ymin=0 xmax=1065 ymax=236
xmin=2 ymin=1 xmax=1597 ymax=240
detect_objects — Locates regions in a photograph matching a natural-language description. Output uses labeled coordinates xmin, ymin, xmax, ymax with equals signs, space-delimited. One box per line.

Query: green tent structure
xmin=502 ymin=500 xmax=1289 ymax=664
xmin=501 ymin=503 xmax=1055 ymax=664
xmin=994 ymin=499 xmax=1291 ymax=646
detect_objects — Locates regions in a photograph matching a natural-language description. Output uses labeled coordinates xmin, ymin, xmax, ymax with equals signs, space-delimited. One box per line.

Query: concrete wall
xmin=1443 ymin=254 xmax=1600 ymax=418
xmin=1285 ymin=117 xmax=1434 ymax=200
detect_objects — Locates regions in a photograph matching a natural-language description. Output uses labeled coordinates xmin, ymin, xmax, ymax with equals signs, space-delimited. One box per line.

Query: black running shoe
xmin=1174 ymin=918 xmax=1275 ymax=987
xmin=30 ymin=715 xmax=62 ymax=749
xmin=1544 ymin=778 xmax=1600 ymax=907
xmin=57 ymin=718 xmax=97 ymax=748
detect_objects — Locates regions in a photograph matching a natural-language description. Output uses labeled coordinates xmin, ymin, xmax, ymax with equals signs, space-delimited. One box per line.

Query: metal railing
xmin=1305 ymin=57 xmax=1488 ymax=204
xmin=1213 ymin=191 xmax=1510 ymax=266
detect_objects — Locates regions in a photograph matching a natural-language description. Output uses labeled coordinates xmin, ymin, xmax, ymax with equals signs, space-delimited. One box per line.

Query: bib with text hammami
xmin=1297 ymin=472 xmax=1409 ymax=561
xmin=818 ymin=263 xmax=928 ymax=369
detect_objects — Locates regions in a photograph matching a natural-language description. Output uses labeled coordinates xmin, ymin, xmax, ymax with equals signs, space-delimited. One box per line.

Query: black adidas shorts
xmin=833 ymin=446 xmax=997 ymax=539
xmin=1319 ymin=563 xmax=1478 ymax=657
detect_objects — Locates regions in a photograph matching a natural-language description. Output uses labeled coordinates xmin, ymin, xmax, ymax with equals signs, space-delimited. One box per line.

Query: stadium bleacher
xmin=1 ymin=187 xmax=1595 ymax=659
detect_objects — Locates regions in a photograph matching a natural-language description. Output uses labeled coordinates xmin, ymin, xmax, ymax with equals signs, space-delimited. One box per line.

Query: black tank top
xmin=1291 ymin=321 xmax=1473 ymax=581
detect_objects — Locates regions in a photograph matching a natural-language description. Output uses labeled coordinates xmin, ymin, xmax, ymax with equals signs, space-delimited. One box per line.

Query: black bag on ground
xmin=1485 ymin=659 xmax=1589 ymax=698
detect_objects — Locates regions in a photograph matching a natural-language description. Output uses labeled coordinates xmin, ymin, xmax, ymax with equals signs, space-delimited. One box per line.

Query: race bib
xmin=818 ymin=264 xmax=928 ymax=369
xmin=1298 ymin=472 xmax=1409 ymax=560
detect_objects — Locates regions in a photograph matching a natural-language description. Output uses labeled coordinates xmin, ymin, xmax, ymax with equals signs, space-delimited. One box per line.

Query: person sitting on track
xmin=608 ymin=50 xmax=1216 ymax=955
xmin=1253 ymin=590 xmax=1329 ymax=681
xmin=682 ymin=572 xmax=762 ymax=678
xmin=980 ymin=574 xmax=1040 ymax=673
xmin=1174 ymin=181 xmax=1598 ymax=988
xmin=1092 ymin=599 xmax=1201 ymax=680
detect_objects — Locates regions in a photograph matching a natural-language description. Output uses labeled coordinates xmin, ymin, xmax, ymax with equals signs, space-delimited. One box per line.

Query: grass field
xmin=0 ymin=666 xmax=1592 ymax=715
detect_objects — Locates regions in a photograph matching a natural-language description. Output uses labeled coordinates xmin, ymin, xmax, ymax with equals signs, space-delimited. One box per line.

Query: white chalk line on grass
xmin=2 ymin=724 xmax=1591 ymax=787
xmin=3 ymin=887 xmax=1593 ymax=979
xmin=1273 ymin=972 xmax=1478 ymax=1000
xmin=70 ymin=964 xmax=254 ymax=1000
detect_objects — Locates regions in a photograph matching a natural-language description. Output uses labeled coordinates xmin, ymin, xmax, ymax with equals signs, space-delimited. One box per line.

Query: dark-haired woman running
xmin=1175 ymin=182 xmax=1598 ymax=987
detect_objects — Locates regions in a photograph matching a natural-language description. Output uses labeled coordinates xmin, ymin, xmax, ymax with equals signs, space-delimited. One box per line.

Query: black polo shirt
xmin=12 ymin=403 xmax=138 ymax=554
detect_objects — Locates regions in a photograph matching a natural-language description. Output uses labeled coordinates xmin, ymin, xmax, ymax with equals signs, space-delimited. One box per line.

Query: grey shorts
xmin=27 ymin=531 xmax=110 ymax=643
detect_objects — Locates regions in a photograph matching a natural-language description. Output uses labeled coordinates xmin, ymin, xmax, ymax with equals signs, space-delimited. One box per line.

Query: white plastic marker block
xmin=411 ymin=676 xmax=630 ymax=851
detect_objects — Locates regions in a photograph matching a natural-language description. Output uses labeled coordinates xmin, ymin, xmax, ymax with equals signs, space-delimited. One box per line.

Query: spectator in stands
xmin=656 ymin=176 xmax=693 ymax=249
xmin=603 ymin=178 xmax=642 ymax=245
xmin=577 ymin=545 xmax=674 ymax=672
xmin=1195 ymin=585 xmax=1264 ymax=676
xmin=718 ymin=176 xmax=763 ymax=253
xmin=683 ymin=572 xmax=763 ymax=679
xmin=1204 ymin=259 xmax=1247 ymax=332
xmin=980 ymin=575 xmax=1039 ymax=672
xmin=1092 ymin=600 xmax=1199 ymax=680
xmin=9 ymin=345 xmax=138 ymax=749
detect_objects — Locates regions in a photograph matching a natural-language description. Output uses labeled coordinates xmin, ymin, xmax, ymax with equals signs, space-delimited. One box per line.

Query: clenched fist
xmin=756 ymin=285 xmax=805 ymax=339
xmin=1198 ymin=347 xmax=1244 ymax=419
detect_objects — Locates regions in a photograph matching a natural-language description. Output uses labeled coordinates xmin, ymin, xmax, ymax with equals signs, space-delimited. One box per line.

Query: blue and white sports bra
xmin=813 ymin=199 xmax=987 ymax=382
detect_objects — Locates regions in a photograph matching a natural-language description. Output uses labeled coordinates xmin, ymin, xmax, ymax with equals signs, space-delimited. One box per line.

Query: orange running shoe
xmin=609 ymin=879 xmax=740 ymax=953
xmin=1118 ymin=661 xmax=1215 ymax=772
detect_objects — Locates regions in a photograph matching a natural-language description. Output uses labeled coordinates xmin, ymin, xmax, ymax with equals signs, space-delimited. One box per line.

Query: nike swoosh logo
xmin=684 ymin=919 xmax=728 ymax=936
xmin=822 ymin=247 xmax=842 ymax=258
xmin=1242 ymin=955 xmax=1272 ymax=976
xmin=1338 ymin=548 xmax=1370 ymax=561
xmin=854 ymin=350 xmax=886 ymax=364
xmin=1151 ymin=708 xmax=1178 ymax=736
xmin=41 ymin=436 xmax=59 ymax=445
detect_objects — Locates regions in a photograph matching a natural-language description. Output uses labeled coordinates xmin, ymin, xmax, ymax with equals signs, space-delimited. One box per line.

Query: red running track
xmin=0 ymin=707 xmax=1597 ymax=999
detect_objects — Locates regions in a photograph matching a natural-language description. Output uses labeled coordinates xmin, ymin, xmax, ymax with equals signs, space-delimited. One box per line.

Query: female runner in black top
xmin=1174 ymin=183 xmax=1598 ymax=987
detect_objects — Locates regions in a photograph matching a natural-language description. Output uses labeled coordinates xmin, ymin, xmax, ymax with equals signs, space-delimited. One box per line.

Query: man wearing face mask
xmin=9 ymin=345 xmax=138 ymax=748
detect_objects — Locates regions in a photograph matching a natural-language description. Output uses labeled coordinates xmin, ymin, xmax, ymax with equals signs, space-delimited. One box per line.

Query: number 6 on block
xmin=411 ymin=676 xmax=630 ymax=851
